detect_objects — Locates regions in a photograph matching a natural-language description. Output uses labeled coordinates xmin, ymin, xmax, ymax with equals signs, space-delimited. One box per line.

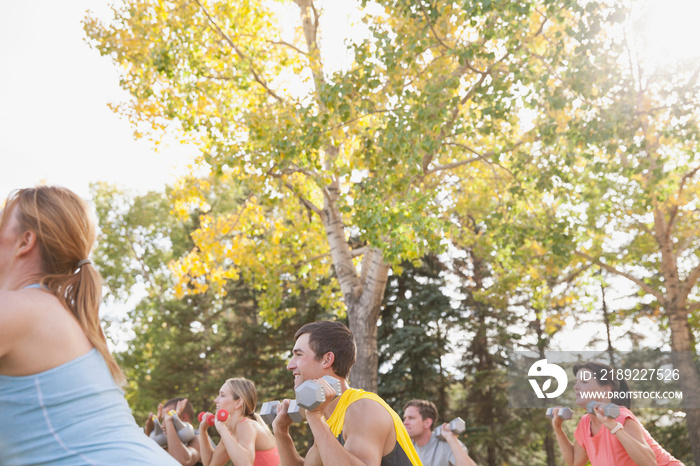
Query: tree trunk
xmin=544 ymin=430 xmax=556 ymax=466
xmin=320 ymin=183 xmax=389 ymax=392
xmin=348 ymin=248 xmax=389 ymax=392
xmin=656 ymin=219 xmax=700 ymax=464
xmin=667 ymin=308 xmax=700 ymax=465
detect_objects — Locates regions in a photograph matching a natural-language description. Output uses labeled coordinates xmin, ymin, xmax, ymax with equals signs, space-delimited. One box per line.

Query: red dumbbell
xmin=198 ymin=411 xmax=216 ymax=426
xmin=216 ymin=409 xmax=229 ymax=422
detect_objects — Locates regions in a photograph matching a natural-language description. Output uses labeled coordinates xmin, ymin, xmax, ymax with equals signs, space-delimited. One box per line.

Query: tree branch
xmin=668 ymin=165 xmax=700 ymax=230
xmin=426 ymin=137 xmax=532 ymax=177
xmin=575 ymin=251 xmax=665 ymax=302
xmin=291 ymin=246 xmax=367 ymax=270
xmin=295 ymin=0 xmax=325 ymax=101
xmin=630 ymin=217 xmax=653 ymax=236
xmin=424 ymin=154 xmax=483 ymax=174
xmin=419 ymin=14 xmax=546 ymax=175
xmin=194 ymin=0 xmax=284 ymax=102
xmin=557 ymin=263 xmax=593 ymax=287
xmin=128 ymin=234 xmax=162 ymax=296
xmin=688 ymin=301 xmax=700 ymax=314
xmin=268 ymin=39 xmax=308 ymax=56
xmin=419 ymin=3 xmax=450 ymax=51
xmin=267 ymin=163 xmax=323 ymax=215
xmin=324 ymin=109 xmax=391 ymax=134
xmin=418 ymin=68 xmax=488 ymax=174
xmin=201 ymin=74 xmax=234 ymax=81
xmin=681 ymin=261 xmax=700 ymax=299
xmin=284 ymin=180 xmax=322 ymax=216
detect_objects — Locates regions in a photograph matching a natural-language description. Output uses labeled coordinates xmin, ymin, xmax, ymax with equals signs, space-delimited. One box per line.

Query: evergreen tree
xmin=377 ymin=255 xmax=455 ymax=412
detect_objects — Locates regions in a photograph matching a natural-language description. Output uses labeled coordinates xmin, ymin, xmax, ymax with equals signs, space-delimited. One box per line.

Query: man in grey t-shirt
xmin=403 ymin=400 xmax=477 ymax=466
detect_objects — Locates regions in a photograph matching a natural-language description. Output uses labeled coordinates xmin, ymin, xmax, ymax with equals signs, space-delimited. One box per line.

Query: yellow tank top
xmin=326 ymin=388 xmax=423 ymax=466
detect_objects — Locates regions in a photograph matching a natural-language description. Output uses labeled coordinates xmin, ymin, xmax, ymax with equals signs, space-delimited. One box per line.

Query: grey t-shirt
xmin=412 ymin=433 xmax=468 ymax=466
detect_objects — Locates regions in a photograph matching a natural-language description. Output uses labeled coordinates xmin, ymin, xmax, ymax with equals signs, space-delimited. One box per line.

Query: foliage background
xmin=85 ymin=0 xmax=700 ymax=464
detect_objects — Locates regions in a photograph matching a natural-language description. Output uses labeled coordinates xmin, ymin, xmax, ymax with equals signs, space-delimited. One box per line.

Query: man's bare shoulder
xmin=341 ymin=395 xmax=398 ymax=459
xmin=345 ymin=396 xmax=394 ymax=428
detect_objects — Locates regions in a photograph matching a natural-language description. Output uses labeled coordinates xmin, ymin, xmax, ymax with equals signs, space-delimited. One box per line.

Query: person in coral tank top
xmin=550 ymin=361 xmax=683 ymax=466
xmin=199 ymin=377 xmax=280 ymax=466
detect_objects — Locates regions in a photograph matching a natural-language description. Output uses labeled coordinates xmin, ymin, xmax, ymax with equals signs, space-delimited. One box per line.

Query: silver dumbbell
xmin=546 ymin=407 xmax=573 ymax=420
xmin=261 ymin=376 xmax=341 ymax=425
xmin=295 ymin=376 xmax=342 ymax=410
xmin=260 ymin=400 xmax=280 ymax=425
xmin=586 ymin=401 xmax=620 ymax=418
xmin=260 ymin=400 xmax=305 ymax=425
xmin=166 ymin=410 xmax=195 ymax=443
xmin=149 ymin=415 xmax=167 ymax=447
xmin=434 ymin=417 xmax=466 ymax=441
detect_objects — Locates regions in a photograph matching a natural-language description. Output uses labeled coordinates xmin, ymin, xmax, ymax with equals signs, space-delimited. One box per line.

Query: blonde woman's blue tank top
xmin=0 ymin=349 xmax=179 ymax=465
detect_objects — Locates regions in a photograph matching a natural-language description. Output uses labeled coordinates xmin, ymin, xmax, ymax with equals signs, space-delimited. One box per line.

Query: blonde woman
xmin=0 ymin=186 xmax=178 ymax=465
xmin=199 ymin=377 xmax=280 ymax=466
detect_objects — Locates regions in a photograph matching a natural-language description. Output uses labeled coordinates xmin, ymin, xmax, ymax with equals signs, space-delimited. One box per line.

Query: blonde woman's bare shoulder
xmin=0 ymin=288 xmax=88 ymax=371
xmin=1 ymin=287 xmax=56 ymax=307
xmin=0 ymin=290 xmax=42 ymax=357
xmin=0 ymin=288 xmax=35 ymax=308
xmin=0 ymin=288 xmax=61 ymax=325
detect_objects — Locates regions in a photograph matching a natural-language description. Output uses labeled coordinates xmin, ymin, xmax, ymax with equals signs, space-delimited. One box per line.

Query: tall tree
xmin=85 ymin=0 xmax=576 ymax=390
xmin=527 ymin=0 xmax=700 ymax=458
xmin=440 ymin=139 xmax=594 ymax=464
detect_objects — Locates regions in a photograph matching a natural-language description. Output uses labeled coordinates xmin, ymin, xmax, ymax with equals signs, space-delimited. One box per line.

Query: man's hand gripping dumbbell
xmin=434 ymin=417 xmax=466 ymax=441
xmin=261 ymin=376 xmax=341 ymax=426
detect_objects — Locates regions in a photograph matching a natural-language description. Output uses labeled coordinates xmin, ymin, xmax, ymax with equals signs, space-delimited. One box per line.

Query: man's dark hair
xmin=163 ymin=397 xmax=195 ymax=422
xmin=403 ymin=399 xmax=438 ymax=430
xmin=295 ymin=321 xmax=357 ymax=379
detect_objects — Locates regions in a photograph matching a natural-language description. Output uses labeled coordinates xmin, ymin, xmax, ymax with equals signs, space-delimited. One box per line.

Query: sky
xmin=0 ymin=0 xmax=196 ymax=202
xmin=0 ymin=0 xmax=200 ymax=349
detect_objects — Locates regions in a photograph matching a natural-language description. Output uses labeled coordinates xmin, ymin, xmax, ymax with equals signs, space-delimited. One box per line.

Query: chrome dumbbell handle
xmin=262 ymin=375 xmax=342 ymax=425
xmin=435 ymin=417 xmax=466 ymax=441
xmin=260 ymin=399 xmax=305 ymax=425
xmin=295 ymin=376 xmax=342 ymax=410
xmin=546 ymin=407 xmax=573 ymax=420
xmin=586 ymin=401 xmax=620 ymax=418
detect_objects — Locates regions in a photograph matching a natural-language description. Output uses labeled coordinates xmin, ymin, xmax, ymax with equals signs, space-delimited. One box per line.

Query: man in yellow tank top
xmin=272 ymin=321 xmax=423 ymax=466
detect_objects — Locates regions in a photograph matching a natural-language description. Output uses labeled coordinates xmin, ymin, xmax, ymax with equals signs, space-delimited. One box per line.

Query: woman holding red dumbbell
xmin=199 ymin=377 xmax=280 ymax=466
